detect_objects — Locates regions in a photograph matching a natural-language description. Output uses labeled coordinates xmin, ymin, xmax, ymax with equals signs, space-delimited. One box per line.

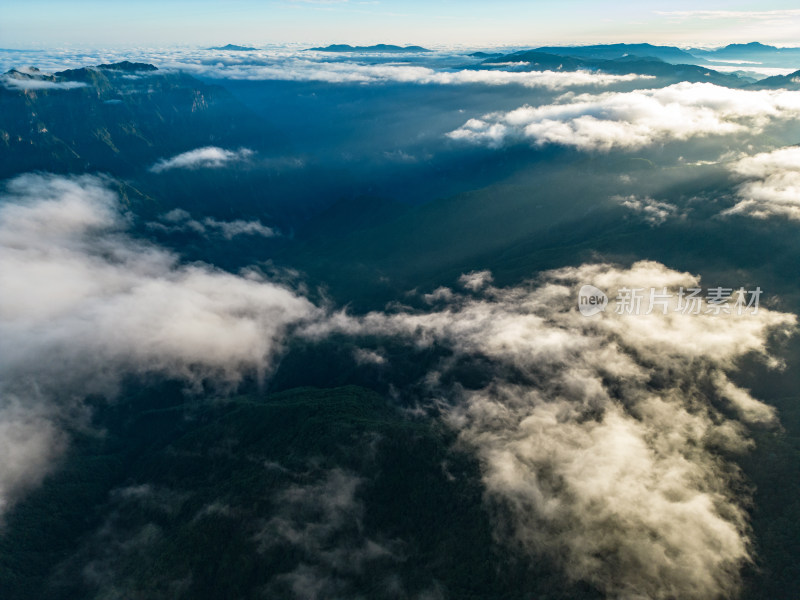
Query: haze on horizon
xmin=2 ymin=0 xmax=800 ymax=49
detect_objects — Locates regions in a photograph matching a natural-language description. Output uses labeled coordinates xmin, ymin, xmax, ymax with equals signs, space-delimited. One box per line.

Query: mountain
xmin=0 ymin=62 xmax=282 ymax=178
xmin=468 ymin=51 xmax=504 ymax=59
xmin=533 ymin=43 xmax=698 ymax=64
xmin=478 ymin=50 xmax=748 ymax=86
xmin=307 ymin=44 xmax=431 ymax=53
xmin=709 ymin=41 xmax=779 ymax=56
xmin=689 ymin=42 xmax=800 ymax=67
xmin=207 ymin=44 xmax=258 ymax=51
xmin=754 ymin=69 xmax=800 ymax=89
xmin=481 ymin=50 xmax=586 ymax=71
xmin=97 ymin=61 xmax=158 ymax=71
xmin=54 ymin=61 xmax=157 ymax=81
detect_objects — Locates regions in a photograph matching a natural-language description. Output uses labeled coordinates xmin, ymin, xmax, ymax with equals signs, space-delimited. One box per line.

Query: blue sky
xmin=2 ymin=0 xmax=800 ymax=48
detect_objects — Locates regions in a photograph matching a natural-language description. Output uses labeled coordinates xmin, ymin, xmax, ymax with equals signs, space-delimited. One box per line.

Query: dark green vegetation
xmin=0 ymin=385 xmax=597 ymax=599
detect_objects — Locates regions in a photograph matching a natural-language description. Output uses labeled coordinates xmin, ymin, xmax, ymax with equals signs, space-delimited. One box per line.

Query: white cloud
xmin=458 ymin=269 xmax=493 ymax=291
xmin=617 ymin=194 xmax=680 ymax=225
xmin=0 ymin=75 xmax=87 ymax=91
xmin=724 ymin=146 xmax=800 ymax=219
xmin=1 ymin=47 xmax=649 ymax=92
xmin=310 ymin=260 xmax=795 ymax=599
xmin=0 ymin=173 xmax=318 ymax=517
xmin=2 ymin=169 xmax=797 ymax=597
xmin=169 ymin=57 xmax=648 ymax=89
xmin=150 ymin=146 xmax=254 ymax=173
xmin=352 ymin=348 xmax=386 ymax=366
xmin=151 ymin=208 xmax=277 ymax=239
xmin=448 ymin=82 xmax=800 ymax=150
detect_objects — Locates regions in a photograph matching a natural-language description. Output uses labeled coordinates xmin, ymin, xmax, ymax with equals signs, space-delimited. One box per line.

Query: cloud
xmin=458 ymin=270 xmax=493 ymax=291
xmin=166 ymin=57 xmax=648 ymax=89
xmin=1 ymin=47 xmax=648 ymax=91
xmin=256 ymin=469 xmax=401 ymax=599
xmin=151 ymin=208 xmax=277 ymax=239
xmin=448 ymin=82 xmax=800 ymax=150
xmin=310 ymin=260 xmax=795 ymax=599
xmin=0 ymin=75 xmax=87 ymax=91
xmin=723 ymin=146 xmax=800 ymax=219
xmin=150 ymin=146 xmax=254 ymax=173
xmin=0 ymin=173 xmax=318 ymax=517
xmin=616 ymin=195 xmax=680 ymax=225
xmin=656 ymin=9 xmax=800 ymax=21
xmin=2 ymin=170 xmax=797 ymax=597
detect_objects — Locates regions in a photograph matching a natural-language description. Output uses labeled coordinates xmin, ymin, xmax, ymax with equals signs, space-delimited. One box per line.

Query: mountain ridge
xmin=308 ymin=44 xmax=431 ymax=53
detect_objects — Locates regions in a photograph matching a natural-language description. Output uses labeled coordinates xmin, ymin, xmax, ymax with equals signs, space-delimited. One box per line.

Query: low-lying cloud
xmin=310 ymin=261 xmax=795 ymax=599
xmin=0 ymin=173 xmax=317 ymax=517
xmin=2 ymin=171 xmax=797 ymax=598
xmin=165 ymin=55 xmax=649 ymax=89
xmin=150 ymin=146 xmax=254 ymax=173
xmin=257 ymin=469 xmax=402 ymax=599
xmin=150 ymin=208 xmax=277 ymax=239
xmin=1 ymin=75 xmax=87 ymax=91
xmin=724 ymin=146 xmax=800 ymax=219
xmin=448 ymin=82 xmax=800 ymax=150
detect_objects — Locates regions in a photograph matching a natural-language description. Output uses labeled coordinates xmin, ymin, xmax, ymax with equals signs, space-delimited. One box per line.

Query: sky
xmin=2 ymin=0 xmax=800 ymax=49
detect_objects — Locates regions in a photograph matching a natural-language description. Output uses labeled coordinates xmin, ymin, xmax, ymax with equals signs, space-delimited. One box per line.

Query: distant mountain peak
xmin=724 ymin=41 xmax=778 ymax=51
xmin=97 ymin=61 xmax=158 ymax=72
xmin=532 ymin=43 xmax=697 ymax=64
xmin=4 ymin=67 xmax=43 ymax=79
xmin=207 ymin=44 xmax=258 ymax=51
xmin=307 ymin=44 xmax=431 ymax=53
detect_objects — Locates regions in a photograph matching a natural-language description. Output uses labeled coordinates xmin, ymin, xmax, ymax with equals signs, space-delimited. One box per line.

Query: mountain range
xmin=307 ymin=44 xmax=431 ymax=53
xmin=486 ymin=42 xmax=800 ymax=71
xmin=0 ymin=62 xmax=280 ymax=178
xmin=477 ymin=50 xmax=753 ymax=86
xmin=207 ymin=44 xmax=258 ymax=51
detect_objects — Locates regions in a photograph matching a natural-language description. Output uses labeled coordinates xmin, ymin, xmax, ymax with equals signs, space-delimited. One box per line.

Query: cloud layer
xmin=313 ymin=261 xmax=795 ymax=599
xmin=1 ymin=171 xmax=796 ymax=598
xmin=0 ymin=47 xmax=649 ymax=92
xmin=725 ymin=146 xmax=800 ymax=219
xmin=185 ymin=60 xmax=647 ymax=89
xmin=448 ymin=82 xmax=800 ymax=150
xmin=0 ymin=174 xmax=317 ymax=516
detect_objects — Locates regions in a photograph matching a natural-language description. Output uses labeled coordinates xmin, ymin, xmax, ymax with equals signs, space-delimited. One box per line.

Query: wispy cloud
xmin=150 ymin=208 xmax=277 ymax=239
xmin=0 ymin=76 xmax=87 ymax=91
xmin=150 ymin=147 xmax=254 ymax=173
xmin=617 ymin=195 xmax=681 ymax=225
xmin=256 ymin=468 xmax=402 ymax=598
xmin=656 ymin=9 xmax=800 ymax=21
